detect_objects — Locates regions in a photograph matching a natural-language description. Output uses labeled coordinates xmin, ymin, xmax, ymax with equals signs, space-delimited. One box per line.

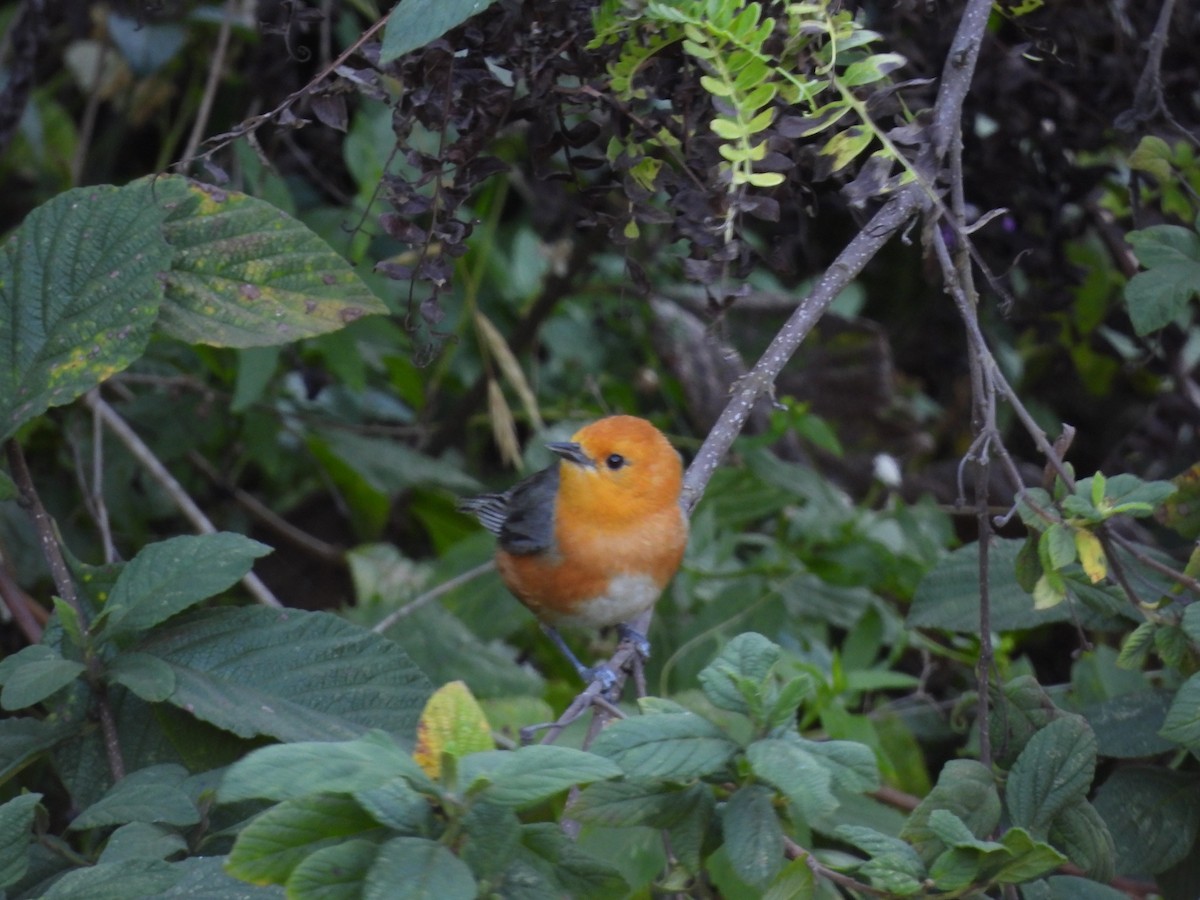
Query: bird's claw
xmin=616 ymin=624 xmax=651 ymax=660
xmin=582 ymin=664 xmax=619 ymax=695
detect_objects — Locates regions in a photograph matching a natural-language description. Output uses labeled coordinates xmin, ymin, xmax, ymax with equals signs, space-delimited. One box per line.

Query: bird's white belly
xmin=555 ymin=572 xmax=661 ymax=628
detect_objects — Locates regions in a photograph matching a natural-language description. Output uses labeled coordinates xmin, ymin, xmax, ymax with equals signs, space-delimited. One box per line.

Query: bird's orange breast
xmin=496 ymin=503 xmax=687 ymax=628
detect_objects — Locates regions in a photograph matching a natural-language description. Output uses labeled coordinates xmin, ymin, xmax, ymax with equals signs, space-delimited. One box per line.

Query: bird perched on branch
xmin=458 ymin=415 xmax=688 ymax=688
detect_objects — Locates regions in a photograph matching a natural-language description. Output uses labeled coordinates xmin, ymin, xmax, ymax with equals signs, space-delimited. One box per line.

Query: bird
xmin=458 ymin=415 xmax=688 ymax=688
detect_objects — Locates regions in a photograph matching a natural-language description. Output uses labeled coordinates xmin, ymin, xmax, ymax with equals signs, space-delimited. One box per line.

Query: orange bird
xmin=459 ymin=415 xmax=688 ymax=686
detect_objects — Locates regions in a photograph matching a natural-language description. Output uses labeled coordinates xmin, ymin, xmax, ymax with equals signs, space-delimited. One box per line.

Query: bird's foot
xmin=616 ymin=623 xmax=651 ymax=660
xmin=581 ymin=663 xmax=620 ymax=696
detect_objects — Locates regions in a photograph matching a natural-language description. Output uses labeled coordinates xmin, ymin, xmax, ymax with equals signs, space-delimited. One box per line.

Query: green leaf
xmin=1124 ymin=225 xmax=1200 ymax=335
xmin=227 ymin=793 xmax=380 ymax=886
xmin=0 ymin=181 xmax=173 ymax=440
xmin=1006 ymin=717 xmax=1096 ymax=838
xmin=162 ymin=855 xmax=288 ymax=896
xmin=97 ymin=822 xmax=188 ymax=865
xmin=516 ymin=823 xmax=630 ymax=898
xmin=835 ymin=825 xmax=925 ymax=894
xmin=900 ymin=760 xmax=1000 ymax=865
xmin=1047 ymin=800 xmax=1115 ymax=883
xmin=1128 ymin=135 xmax=1174 ymax=181
xmin=0 ymin=645 xmax=86 ymax=710
xmin=0 ymin=716 xmax=76 ymax=782
xmin=40 ymin=859 xmax=179 ymax=899
xmin=908 ymin=539 xmax=1084 ymax=632
xmin=763 ymin=857 xmax=815 ymax=900
xmin=722 ymin=784 xmax=783 ymax=888
xmin=698 ymin=632 xmax=780 ymax=713
xmin=992 ymin=827 xmax=1067 ymax=883
xmin=820 ymin=125 xmax=872 ymax=174
xmin=1079 ymin=690 xmax=1174 ymax=758
xmin=155 ymin=176 xmax=388 ymax=347
xmin=134 ymin=606 xmax=430 ymax=743
xmin=570 ymin=780 xmax=702 ymax=828
xmin=220 ymin=730 xmax=431 ymax=803
xmin=1161 ymin=671 xmax=1200 ymax=749
xmin=457 ymin=801 xmax=520 ymax=882
xmin=746 ymin=738 xmax=836 ymax=821
xmin=363 ymin=836 xmax=476 ymax=900
xmin=1092 ymin=767 xmax=1200 ymax=875
xmin=1040 ymin=523 xmax=1076 ymax=570
xmin=589 ymin=712 xmax=737 ymax=780
xmin=104 ymin=652 xmax=176 ymax=702
xmin=97 ymin=533 xmax=272 ymax=639
xmin=840 ymin=52 xmax=906 ymax=86
xmin=471 ymin=745 xmax=622 ymax=809
xmin=69 ymin=764 xmax=199 ymax=830
xmin=1117 ymin=620 xmax=1156 ymax=670
xmin=287 ymin=837 xmax=378 ymax=899
xmin=379 ymin=0 xmax=500 ymax=63
xmin=354 ymin=777 xmax=435 ymax=833
xmin=0 ymin=793 xmax=42 ymax=889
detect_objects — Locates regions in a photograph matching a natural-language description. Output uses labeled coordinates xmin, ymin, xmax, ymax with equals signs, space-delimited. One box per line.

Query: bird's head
xmin=547 ymin=415 xmax=683 ymax=526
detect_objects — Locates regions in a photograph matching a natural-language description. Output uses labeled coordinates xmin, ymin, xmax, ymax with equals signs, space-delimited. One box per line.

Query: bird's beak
xmin=546 ymin=441 xmax=594 ymax=468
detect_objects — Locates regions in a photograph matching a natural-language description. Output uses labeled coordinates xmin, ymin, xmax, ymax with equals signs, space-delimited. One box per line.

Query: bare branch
xmin=83 ymin=392 xmax=283 ymax=609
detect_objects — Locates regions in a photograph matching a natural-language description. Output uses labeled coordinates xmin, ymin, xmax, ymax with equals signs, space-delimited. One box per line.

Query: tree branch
xmin=83 ymin=392 xmax=283 ymax=608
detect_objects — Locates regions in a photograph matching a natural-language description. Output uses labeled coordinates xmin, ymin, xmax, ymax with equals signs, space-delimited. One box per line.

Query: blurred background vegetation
xmin=1 ymin=0 xmax=1199 ymax=892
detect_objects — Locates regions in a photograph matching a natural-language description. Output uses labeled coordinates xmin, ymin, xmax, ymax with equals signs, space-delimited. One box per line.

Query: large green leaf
xmin=68 ymin=764 xmax=199 ymax=831
xmin=0 ymin=717 xmax=76 ymax=782
xmin=154 ymin=176 xmax=387 ymax=347
xmin=1161 ymin=671 xmax=1200 ymax=750
xmin=287 ymin=838 xmax=378 ymax=899
xmin=908 ymin=539 xmax=1113 ymax=632
xmin=0 ymin=793 xmax=42 ymax=889
xmin=219 ymin=731 xmax=431 ymax=803
xmin=162 ymin=856 xmax=286 ymax=897
xmin=379 ymin=0 xmax=501 ymax=63
xmin=40 ymin=859 xmax=179 ymax=899
xmin=589 ymin=712 xmax=737 ymax=780
xmin=0 ymin=181 xmax=173 ymax=439
xmin=0 ymin=645 xmax=85 ymax=711
xmin=900 ymin=760 xmax=1000 ymax=865
xmin=363 ymin=836 xmax=476 ymax=900
xmin=467 ymin=745 xmax=622 ymax=809
xmin=1006 ymin=717 xmax=1096 ymax=839
xmin=97 ymin=533 xmax=272 ymax=640
xmin=722 ymin=784 xmax=783 ymax=887
xmin=1092 ymin=767 xmax=1200 ymax=876
xmin=227 ymin=793 xmax=379 ymax=886
xmin=134 ymin=607 xmax=430 ymax=743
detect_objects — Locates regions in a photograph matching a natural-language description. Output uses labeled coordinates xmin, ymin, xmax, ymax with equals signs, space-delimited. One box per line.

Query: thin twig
xmin=82 ymin=393 xmax=283 ymax=608
xmin=5 ymin=438 xmax=125 ymax=781
xmin=187 ymin=451 xmax=345 ymax=565
xmin=0 ymin=563 xmax=47 ymax=644
xmin=371 ymin=561 xmax=495 ymax=633
xmin=181 ymin=11 xmax=391 ymax=169
xmin=180 ymin=0 xmax=237 ymax=166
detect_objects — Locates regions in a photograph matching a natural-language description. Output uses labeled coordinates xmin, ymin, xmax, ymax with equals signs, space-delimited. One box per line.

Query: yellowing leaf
xmin=413 ymin=680 xmax=494 ymax=779
xmin=1074 ymin=529 xmax=1106 ymax=584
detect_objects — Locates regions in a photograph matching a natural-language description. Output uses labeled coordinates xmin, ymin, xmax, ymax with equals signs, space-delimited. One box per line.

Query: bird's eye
xmin=605 ymin=453 xmax=626 ymax=470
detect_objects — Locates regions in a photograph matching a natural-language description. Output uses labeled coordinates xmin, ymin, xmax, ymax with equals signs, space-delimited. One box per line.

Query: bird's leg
xmin=616 ymin=622 xmax=651 ymax=660
xmin=540 ymin=623 xmax=618 ymax=693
